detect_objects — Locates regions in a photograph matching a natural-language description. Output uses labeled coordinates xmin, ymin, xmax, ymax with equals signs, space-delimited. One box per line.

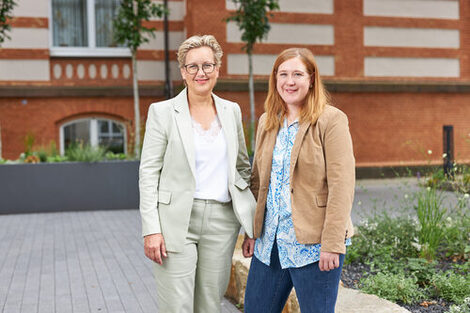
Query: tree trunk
xmin=132 ymin=52 xmax=141 ymax=158
xmin=248 ymin=52 xmax=255 ymax=154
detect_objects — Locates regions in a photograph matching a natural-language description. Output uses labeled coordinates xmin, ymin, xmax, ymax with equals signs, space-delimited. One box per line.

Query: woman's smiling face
xmin=180 ymin=46 xmax=219 ymax=95
xmin=276 ymin=57 xmax=312 ymax=108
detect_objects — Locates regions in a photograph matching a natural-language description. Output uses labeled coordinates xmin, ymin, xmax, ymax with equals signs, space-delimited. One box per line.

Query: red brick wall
xmin=216 ymin=90 xmax=470 ymax=167
xmin=0 ymin=96 xmax=163 ymax=159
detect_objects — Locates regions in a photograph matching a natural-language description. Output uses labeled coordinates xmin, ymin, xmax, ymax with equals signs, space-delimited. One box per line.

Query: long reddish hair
xmin=263 ymin=48 xmax=330 ymax=130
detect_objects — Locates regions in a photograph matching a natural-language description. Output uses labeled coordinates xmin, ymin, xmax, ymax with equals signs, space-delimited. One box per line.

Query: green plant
xmin=415 ymin=187 xmax=446 ymax=260
xmin=406 ymin=257 xmax=437 ymax=287
xmin=446 ymin=297 xmax=470 ymax=313
xmin=113 ymin=0 xmax=165 ymax=157
xmin=345 ymin=214 xmax=419 ymax=265
xmin=432 ymin=271 xmax=470 ymax=304
xmin=105 ymin=151 xmax=127 ymax=161
xmin=225 ymin=0 xmax=279 ymax=153
xmin=65 ymin=143 xmax=105 ymax=163
xmin=0 ymin=0 xmax=16 ymax=46
xmin=360 ymin=272 xmax=426 ymax=304
xmin=23 ymin=132 xmax=35 ymax=156
xmin=442 ymin=214 xmax=470 ymax=261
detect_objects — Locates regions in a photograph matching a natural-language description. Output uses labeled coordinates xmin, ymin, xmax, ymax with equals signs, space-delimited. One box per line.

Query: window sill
xmin=50 ymin=47 xmax=132 ymax=58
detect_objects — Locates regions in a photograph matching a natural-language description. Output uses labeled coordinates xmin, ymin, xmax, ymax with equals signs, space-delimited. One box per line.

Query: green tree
xmin=226 ymin=0 xmax=279 ymax=153
xmin=0 ymin=0 xmax=16 ymax=159
xmin=113 ymin=0 xmax=165 ymax=157
xmin=0 ymin=0 xmax=16 ymax=46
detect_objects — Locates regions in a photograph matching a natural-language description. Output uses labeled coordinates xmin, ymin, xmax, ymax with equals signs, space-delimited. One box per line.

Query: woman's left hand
xmin=242 ymin=237 xmax=255 ymax=257
xmin=319 ymin=251 xmax=340 ymax=271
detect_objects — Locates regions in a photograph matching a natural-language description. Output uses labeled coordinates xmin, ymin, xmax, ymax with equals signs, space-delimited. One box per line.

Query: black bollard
xmin=443 ymin=125 xmax=454 ymax=176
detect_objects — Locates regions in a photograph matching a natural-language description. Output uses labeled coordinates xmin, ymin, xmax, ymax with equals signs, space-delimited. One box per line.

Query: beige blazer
xmin=139 ymin=89 xmax=255 ymax=252
xmin=251 ymin=105 xmax=355 ymax=254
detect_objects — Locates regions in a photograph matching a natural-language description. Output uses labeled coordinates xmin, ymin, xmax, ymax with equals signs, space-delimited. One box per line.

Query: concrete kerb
xmin=225 ymin=236 xmax=411 ymax=313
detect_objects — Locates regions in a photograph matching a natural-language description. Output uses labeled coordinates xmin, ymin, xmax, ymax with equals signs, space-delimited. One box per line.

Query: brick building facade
xmin=1 ymin=0 xmax=469 ymax=170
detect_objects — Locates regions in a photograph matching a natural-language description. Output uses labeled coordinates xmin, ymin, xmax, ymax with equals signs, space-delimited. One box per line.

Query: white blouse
xmin=192 ymin=116 xmax=231 ymax=203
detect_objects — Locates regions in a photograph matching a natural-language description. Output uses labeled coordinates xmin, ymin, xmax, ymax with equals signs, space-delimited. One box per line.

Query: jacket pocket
xmin=158 ymin=190 xmax=172 ymax=204
xmin=234 ymin=178 xmax=249 ymax=190
xmin=316 ymin=193 xmax=328 ymax=207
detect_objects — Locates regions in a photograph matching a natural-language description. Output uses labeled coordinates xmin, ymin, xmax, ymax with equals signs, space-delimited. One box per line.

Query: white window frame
xmin=49 ymin=0 xmax=131 ymax=57
xmin=59 ymin=117 xmax=127 ymax=155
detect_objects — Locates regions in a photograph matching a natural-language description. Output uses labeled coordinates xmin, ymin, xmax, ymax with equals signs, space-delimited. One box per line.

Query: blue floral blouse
xmin=254 ymin=118 xmax=351 ymax=269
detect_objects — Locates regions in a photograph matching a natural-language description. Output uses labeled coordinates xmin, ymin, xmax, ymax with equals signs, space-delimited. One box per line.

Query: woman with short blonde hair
xmin=139 ymin=34 xmax=255 ymax=313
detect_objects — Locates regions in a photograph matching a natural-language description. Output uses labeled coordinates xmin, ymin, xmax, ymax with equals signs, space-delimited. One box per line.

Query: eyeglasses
xmin=183 ymin=63 xmax=216 ymax=75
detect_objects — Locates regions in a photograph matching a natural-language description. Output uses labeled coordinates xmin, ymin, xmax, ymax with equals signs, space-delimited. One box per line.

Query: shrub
xmin=360 ymin=272 xmax=426 ymax=304
xmin=415 ymin=187 xmax=446 ymax=260
xmin=446 ymin=297 xmax=470 ymax=313
xmin=66 ymin=143 xmax=105 ymax=163
xmin=345 ymin=214 xmax=419 ymax=265
xmin=432 ymin=271 xmax=470 ymax=304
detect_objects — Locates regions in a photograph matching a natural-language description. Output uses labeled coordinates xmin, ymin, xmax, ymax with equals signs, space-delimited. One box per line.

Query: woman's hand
xmin=242 ymin=237 xmax=255 ymax=257
xmin=319 ymin=251 xmax=340 ymax=271
xmin=144 ymin=233 xmax=167 ymax=265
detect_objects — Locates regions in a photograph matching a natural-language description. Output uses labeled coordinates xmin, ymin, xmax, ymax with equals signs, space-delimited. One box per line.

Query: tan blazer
xmin=251 ymin=105 xmax=355 ymax=254
xmin=139 ymin=89 xmax=256 ymax=252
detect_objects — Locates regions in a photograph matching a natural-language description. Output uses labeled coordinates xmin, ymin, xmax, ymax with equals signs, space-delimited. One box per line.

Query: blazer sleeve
xmin=321 ymin=110 xmax=355 ymax=254
xmin=250 ymin=113 xmax=265 ymax=201
xmin=139 ymin=103 xmax=168 ymax=237
xmin=234 ymin=104 xmax=251 ymax=185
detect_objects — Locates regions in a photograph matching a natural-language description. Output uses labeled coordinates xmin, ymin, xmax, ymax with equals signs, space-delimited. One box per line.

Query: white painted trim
xmin=87 ymin=0 xmax=96 ymax=49
xmin=364 ymin=57 xmax=460 ymax=77
xmin=364 ymin=27 xmax=460 ymax=48
xmin=50 ymin=47 xmax=132 ymax=57
xmin=364 ymin=0 xmax=459 ymax=20
xmin=90 ymin=120 xmax=99 ymax=147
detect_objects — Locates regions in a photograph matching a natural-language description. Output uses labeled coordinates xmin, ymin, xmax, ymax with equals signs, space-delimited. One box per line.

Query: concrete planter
xmin=0 ymin=161 xmax=139 ymax=214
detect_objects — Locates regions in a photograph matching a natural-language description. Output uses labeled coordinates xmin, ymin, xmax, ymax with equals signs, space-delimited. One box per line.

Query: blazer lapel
xmin=260 ymin=123 xmax=278 ymax=188
xmin=213 ymin=95 xmax=236 ymax=182
xmin=290 ymin=121 xmax=311 ymax=179
xmin=173 ymin=88 xmax=196 ymax=178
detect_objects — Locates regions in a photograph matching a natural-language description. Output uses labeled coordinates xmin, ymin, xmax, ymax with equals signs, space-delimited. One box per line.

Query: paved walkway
xmin=0 ymin=210 xmax=239 ymax=313
xmin=2 ymin=177 xmax=453 ymax=313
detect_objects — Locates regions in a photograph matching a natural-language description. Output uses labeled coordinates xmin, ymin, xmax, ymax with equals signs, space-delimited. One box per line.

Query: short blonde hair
xmin=264 ymin=48 xmax=330 ymax=130
xmin=177 ymin=35 xmax=223 ymax=67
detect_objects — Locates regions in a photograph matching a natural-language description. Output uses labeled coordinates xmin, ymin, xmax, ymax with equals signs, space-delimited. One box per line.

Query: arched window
xmin=60 ymin=118 xmax=126 ymax=155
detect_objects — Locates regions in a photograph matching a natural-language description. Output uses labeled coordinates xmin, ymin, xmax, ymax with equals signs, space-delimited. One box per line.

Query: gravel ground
xmin=341 ymin=263 xmax=452 ymax=313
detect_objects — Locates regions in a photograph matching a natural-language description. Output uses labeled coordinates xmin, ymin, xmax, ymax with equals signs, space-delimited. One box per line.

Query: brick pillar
xmin=184 ymin=0 xmax=229 ymax=74
xmin=461 ymin=0 xmax=470 ymax=79
xmin=334 ymin=0 xmax=363 ymax=78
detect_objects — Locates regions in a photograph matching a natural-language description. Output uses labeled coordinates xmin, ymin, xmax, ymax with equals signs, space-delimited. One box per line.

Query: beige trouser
xmin=154 ymin=199 xmax=240 ymax=313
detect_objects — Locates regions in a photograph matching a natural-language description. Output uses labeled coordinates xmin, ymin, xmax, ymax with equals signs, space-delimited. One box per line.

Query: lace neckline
xmin=191 ymin=116 xmax=222 ymax=141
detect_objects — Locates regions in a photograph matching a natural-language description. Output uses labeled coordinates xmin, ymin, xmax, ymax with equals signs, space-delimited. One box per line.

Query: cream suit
xmin=139 ymin=88 xmax=255 ymax=313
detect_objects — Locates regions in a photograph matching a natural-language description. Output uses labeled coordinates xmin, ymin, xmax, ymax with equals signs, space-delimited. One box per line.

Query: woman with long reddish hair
xmin=243 ymin=48 xmax=355 ymax=313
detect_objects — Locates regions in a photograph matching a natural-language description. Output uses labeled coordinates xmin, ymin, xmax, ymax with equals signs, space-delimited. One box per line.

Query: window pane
xmin=63 ymin=120 xmax=91 ymax=150
xmin=98 ymin=120 xmax=125 ymax=153
xmin=52 ymin=0 xmax=88 ymax=47
xmin=112 ymin=122 xmax=123 ymax=134
xmin=99 ymin=120 xmax=109 ymax=134
xmin=95 ymin=0 xmax=122 ymax=47
xmin=99 ymin=137 xmax=124 ymax=154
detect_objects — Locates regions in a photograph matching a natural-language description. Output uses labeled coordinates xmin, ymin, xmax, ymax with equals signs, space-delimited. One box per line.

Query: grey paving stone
xmin=0 ymin=210 xmax=243 ymax=313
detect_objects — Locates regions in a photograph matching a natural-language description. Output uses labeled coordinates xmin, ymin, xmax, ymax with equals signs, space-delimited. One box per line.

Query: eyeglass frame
xmin=183 ymin=63 xmax=217 ymax=75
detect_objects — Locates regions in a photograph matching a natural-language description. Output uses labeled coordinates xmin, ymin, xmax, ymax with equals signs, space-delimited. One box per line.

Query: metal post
xmin=163 ymin=0 xmax=173 ymax=99
xmin=443 ymin=125 xmax=454 ymax=176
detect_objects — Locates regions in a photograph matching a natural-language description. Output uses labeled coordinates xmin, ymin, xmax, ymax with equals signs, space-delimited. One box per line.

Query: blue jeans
xmin=244 ymin=241 xmax=345 ymax=313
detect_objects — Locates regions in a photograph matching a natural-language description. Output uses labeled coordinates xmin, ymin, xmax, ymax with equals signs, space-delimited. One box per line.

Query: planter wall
xmin=0 ymin=161 xmax=139 ymax=214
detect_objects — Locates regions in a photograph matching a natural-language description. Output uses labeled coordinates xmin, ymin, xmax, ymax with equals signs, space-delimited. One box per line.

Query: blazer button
xmin=291 ymin=188 xmax=294 ymax=194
